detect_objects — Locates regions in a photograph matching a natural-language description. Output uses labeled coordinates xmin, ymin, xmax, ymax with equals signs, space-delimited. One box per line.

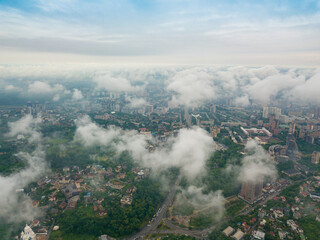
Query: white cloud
xmin=2 ymin=64 xmax=320 ymax=106
xmin=289 ymin=71 xmax=320 ymax=103
xmin=177 ymin=186 xmax=225 ymax=220
xmin=4 ymin=84 xmax=21 ymax=92
xmin=53 ymin=94 xmax=60 ymax=102
xmin=74 ymin=115 xmax=123 ymax=147
xmin=0 ymin=1 xmax=319 ymax=65
xmin=235 ymin=95 xmax=250 ymax=107
xmin=140 ymin=127 xmax=215 ymax=179
xmin=127 ymin=97 xmax=147 ymax=108
xmin=238 ymin=140 xmax=277 ymax=183
xmin=93 ymin=73 xmax=139 ymax=92
xmin=250 ymin=65 xmax=279 ymax=79
xmin=28 ymin=81 xmax=65 ymax=95
xmin=246 ymin=73 xmax=305 ymax=104
xmin=0 ymin=147 xmax=46 ymax=223
xmin=1 ymin=116 xmax=47 ymax=224
xmin=72 ymin=88 xmax=84 ymax=100
xmin=35 ymin=0 xmax=77 ymax=13
xmin=167 ymin=68 xmax=216 ymax=107
xmin=6 ymin=115 xmax=42 ymax=143
xmin=74 ymin=115 xmax=215 ymax=180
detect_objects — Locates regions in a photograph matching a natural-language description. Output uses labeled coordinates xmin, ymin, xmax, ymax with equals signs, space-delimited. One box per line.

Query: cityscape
xmin=0 ymin=1 xmax=320 ymax=240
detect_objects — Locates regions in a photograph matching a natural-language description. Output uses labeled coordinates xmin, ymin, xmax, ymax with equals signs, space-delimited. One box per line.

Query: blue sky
xmin=0 ymin=0 xmax=319 ymax=65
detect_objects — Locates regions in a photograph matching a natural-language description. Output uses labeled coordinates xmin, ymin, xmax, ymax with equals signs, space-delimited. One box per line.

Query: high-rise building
xmin=289 ymin=122 xmax=296 ymax=134
xmin=314 ymin=107 xmax=320 ymax=119
xmin=286 ymin=134 xmax=299 ymax=161
xmin=210 ymin=105 xmax=216 ymax=113
xmin=145 ymin=104 xmax=154 ymax=114
xmin=239 ymin=180 xmax=263 ymax=204
xmin=263 ymin=107 xmax=281 ymax=119
xmin=312 ymin=151 xmax=320 ymax=165
xmin=262 ymin=107 xmax=269 ymax=118
xmin=27 ymin=101 xmax=33 ymax=115
xmin=299 ymin=130 xmax=306 ymax=139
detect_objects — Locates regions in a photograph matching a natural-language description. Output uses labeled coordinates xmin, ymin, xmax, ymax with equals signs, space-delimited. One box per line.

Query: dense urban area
xmin=1 ymin=0 xmax=320 ymax=239
xmin=1 ymin=72 xmax=320 ymax=240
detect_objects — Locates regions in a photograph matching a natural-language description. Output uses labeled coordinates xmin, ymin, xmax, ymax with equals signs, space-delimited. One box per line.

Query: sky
xmin=0 ymin=0 xmax=319 ymax=66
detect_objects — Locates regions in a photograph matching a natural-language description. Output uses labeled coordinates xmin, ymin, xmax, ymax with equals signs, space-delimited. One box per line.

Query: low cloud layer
xmin=1 ymin=116 xmax=47 ymax=225
xmin=6 ymin=115 xmax=42 ymax=143
xmin=139 ymin=127 xmax=215 ymax=179
xmin=177 ymin=186 xmax=225 ymax=220
xmin=75 ymin=115 xmax=222 ymax=218
xmin=74 ymin=115 xmax=215 ymax=180
xmin=167 ymin=68 xmax=216 ymax=107
xmin=93 ymin=73 xmax=141 ymax=92
xmin=238 ymin=140 xmax=277 ymax=183
xmin=72 ymin=88 xmax=84 ymax=100
xmin=28 ymin=81 xmax=66 ymax=95
xmin=127 ymin=97 xmax=147 ymax=108
xmin=1 ymin=64 xmax=320 ymax=106
xmin=0 ymin=148 xmax=46 ymax=223
xmin=26 ymin=80 xmax=72 ymax=101
xmin=166 ymin=65 xmax=320 ymax=106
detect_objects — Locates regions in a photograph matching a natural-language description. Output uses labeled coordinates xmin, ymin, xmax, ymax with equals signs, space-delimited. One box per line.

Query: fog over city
xmin=0 ymin=1 xmax=319 ymax=240
xmin=1 ymin=65 xmax=320 ymax=106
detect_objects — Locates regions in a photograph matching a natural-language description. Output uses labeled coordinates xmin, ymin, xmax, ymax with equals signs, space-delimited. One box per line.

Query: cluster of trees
xmin=46 ymin=141 xmax=95 ymax=169
xmin=0 ymin=138 xmax=26 ymax=175
xmin=298 ymin=215 xmax=320 ymax=240
xmin=202 ymin=137 xmax=243 ymax=197
xmin=280 ymin=183 xmax=300 ymax=201
xmin=276 ymin=160 xmax=294 ymax=172
xmin=296 ymin=138 xmax=320 ymax=155
xmin=225 ymin=200 xmax=246 ymax=217
xmin=55 ymin=177 xmax=165 ymax=238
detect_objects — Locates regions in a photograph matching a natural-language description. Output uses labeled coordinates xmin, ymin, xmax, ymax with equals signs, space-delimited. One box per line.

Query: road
xmin=152 ymin=180 xmax=295 ymax=239
xmin=123 ymin=176 xmax=299 ymax=239
xmin=125 ymin=173 xmax=183 ymax=240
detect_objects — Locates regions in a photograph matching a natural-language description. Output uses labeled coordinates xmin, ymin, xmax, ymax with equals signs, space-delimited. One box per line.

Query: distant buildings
xmin=286 ymin=134 xmax=299 ymax=161
xmin=240 ymin=127 xmax=272 ymax=137
xmin=263 ymin=107 xmax=281 ymax=119
xmin=145 ymin=104 xmax=154 ymax=114
xmin=312 ymin=151 xmax=320 ymax=164
xmin=289 ymin=122 xmax=296 ymax=134
xmin=239 ymin=180 xmax=263 ymax=204
xmin=282 ymin=169 xmax=300 ymax=177
xmin=210 ymin=104 xmax=216 ymax=113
